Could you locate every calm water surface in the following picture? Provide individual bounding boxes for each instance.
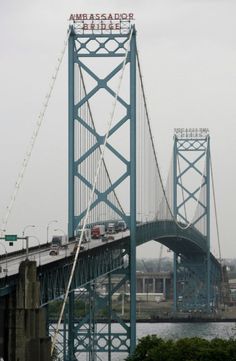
[123,322,235,361]
[54,322,236,360]
[137,322,236,340]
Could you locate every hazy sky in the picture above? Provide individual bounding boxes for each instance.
[0,0,236,259]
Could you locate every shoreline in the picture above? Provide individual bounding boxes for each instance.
[49,317,236,323]
[136,318,236,323]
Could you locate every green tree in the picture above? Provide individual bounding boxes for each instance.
[126,335,236,361]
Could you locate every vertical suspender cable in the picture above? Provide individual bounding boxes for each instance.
[78,67,124,219]
[177,155,188,221]
[136,52,209,230]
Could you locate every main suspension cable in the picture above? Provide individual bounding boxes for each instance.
[1,28,71,232]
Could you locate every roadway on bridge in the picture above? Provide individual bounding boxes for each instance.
[0,230,130,279]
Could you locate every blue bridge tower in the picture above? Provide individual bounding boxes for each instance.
[66,20,137,360]
[172,128,221,312]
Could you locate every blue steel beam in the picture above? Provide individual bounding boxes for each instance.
[173,132,212,312]
[40,221,219,304]
[129,26,137,354]
[71,35,132,235]
[68,27,75,238]
[65,271,130,355]
[68,24,138,359]
[0,221,221,301]
[0,220,221,300]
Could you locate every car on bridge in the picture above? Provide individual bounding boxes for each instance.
[76,228,91,243]
[107,222,116,234]
[101,235,108,242]
[70,243,85,256]
[116,220,127,232]
[49,244,60,256]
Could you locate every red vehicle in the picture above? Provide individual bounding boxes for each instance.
[91,225,105,239]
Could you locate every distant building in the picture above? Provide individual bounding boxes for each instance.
[102,271,173,301]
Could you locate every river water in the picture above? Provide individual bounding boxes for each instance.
[56,322,236,360]
[136,322,236,340]
[120,322,235,361]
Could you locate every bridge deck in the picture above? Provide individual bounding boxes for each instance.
[0,220,221,302]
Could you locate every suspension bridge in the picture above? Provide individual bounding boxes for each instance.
[0,17,223,361]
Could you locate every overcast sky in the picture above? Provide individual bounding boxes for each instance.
[0,0,236,259]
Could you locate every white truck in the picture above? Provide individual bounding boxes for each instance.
[49,235,68,255]
[107,222,116,234]
[51,235,68,248]
[76,228,91,243]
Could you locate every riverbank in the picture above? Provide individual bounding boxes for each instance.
[137,317,236,322]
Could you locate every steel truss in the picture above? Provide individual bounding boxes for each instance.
[48,267,131,361]
[45,243,127,360]
[40,243,125,305]
[175,254,220,312]
[67,24,137,359]
[173,132,221,312]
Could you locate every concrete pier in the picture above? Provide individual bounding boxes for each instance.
[4,260,51,361]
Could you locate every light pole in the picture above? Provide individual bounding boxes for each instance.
[22,225,35,250]
[0,242,8,276]
[54,228,66,236]
[47,220,58,244]
[28,235,41,265]
[0,229,5,237]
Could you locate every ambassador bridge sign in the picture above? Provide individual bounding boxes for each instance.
[69,13,134,33]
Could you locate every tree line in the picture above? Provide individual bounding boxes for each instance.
[126,335,236,361]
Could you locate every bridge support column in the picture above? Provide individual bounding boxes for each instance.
[0,296,7,359]
[142,278,145,293]
[7,260,51,361]
[173,254,177,312]
[68,291,74,360]
[130,26,137,355]
[163,278,166,299]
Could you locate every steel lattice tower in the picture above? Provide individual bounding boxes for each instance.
[173,128,219,312]
[67,22,137,360]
